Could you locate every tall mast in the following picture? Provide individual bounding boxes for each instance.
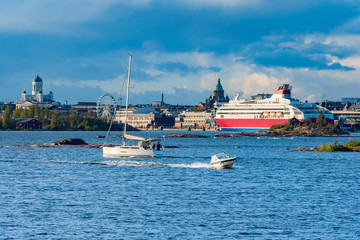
[123,54,132,145]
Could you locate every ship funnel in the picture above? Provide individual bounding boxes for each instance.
[273,84,292,99]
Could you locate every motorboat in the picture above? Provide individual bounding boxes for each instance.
[210,153,236,169]
[102,54,164,158]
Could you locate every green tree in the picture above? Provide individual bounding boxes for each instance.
[13,107,23,119]
[44,108,50,119]
[50,109,61,130]
[19,108,28,118]
[69,108,77,130]
[2,106,16,130]
[34,103,40,119]
[28,105,35,118]
[316,113,326,127]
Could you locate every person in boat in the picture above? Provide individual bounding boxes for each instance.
[138,141,148,149]
[152,143,156,150]
[156,142,161,150]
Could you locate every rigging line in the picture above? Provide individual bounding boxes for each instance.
[103,67,128,145]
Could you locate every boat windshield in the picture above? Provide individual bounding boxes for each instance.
[214,153,232,159]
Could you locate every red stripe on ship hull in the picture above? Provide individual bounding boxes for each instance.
[214,118,290,129]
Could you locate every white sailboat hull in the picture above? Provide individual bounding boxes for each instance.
[103,146,156,158]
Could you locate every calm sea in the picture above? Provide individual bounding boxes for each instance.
[1,131,359,239]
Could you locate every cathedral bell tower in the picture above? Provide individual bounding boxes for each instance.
[32,73,43,95]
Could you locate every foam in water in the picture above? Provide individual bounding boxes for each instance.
[95,160,214,169]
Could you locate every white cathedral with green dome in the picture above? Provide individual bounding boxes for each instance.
[16,74,60,109]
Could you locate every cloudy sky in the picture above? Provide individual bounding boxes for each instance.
[1,0,360,105]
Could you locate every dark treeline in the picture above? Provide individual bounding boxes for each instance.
[0,104,121,131]
[268,113,344,136]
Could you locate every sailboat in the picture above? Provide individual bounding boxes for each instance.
[102,54,164,158]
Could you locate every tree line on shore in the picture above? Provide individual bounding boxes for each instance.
[268,113,344,136]
[0,104,121,131]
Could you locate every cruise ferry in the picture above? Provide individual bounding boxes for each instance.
[214,84,334,131]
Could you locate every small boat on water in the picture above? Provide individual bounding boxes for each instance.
[102,54,164,158]
[210,153,236,169]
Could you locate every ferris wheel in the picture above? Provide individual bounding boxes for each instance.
[97,93,116,121]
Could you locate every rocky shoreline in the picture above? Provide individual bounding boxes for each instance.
[166,134,208,138]
[297,140,360,152]
[0,138,180,149]
[214,131,351,138]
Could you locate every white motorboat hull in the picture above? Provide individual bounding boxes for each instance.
[210,153,236,169]
[103,146,156,158]
[210,157,236,168]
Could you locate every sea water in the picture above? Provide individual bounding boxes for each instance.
[0,131,359,239]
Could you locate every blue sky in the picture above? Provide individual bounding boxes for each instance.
[1,0,360,104]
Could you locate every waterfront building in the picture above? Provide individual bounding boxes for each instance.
[330,102,360,131]
[175,110,213,129]
[115,107,175,128]
[115,107,155,128]
[15,118,42,130]
[16,74,60,109]
[332,110,360,131]
[347,103,360,112]
[71,102,97,115]
[320,101,345,111]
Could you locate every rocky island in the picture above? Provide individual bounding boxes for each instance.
[298,140,360,152]
[216,114,348,138]
[266,115,347,137]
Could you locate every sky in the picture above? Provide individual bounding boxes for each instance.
[1,0,360,105]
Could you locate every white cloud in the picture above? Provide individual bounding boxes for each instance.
[241,73,281,96]
[45,41,360,104]
[339,56,360,69]
[200,73,220,90]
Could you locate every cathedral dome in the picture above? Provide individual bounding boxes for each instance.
[33,74,43,83]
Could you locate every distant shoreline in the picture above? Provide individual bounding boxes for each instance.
[0,128,218,132]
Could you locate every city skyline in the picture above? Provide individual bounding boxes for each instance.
[1,0,360,105]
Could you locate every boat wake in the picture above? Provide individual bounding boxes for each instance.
[91,160,214,169]
[257,136,280,140]
[256,136,295,140]
[0,157,240,169]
